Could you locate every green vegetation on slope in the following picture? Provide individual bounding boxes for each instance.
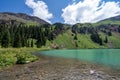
[76,34,106,48]
[109,33,120,48]
[53,30,76,49]
[49,30,106,49]
[97,32,120,48]
[0,48,40,70]
[93,20,120,27]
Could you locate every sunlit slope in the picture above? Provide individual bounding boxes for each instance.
[49,30,106,49]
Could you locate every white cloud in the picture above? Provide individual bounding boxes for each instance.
[72,0,76,2]
[25,0,53,23]
[62,0,120,24]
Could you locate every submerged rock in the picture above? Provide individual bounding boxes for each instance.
[90,70,95,74]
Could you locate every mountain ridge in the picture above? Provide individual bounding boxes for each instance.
[102,15,120,21]
[96,15,120,25]
[0,12,120,48]
[0,12,120,25]
[0,12,49,25]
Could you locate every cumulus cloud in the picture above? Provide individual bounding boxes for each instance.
[62,0,120,24]
[25,0,53,23]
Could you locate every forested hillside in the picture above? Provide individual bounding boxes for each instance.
[0,12,120,49]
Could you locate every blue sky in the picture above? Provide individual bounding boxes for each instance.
[0,0,120,24]
[0,0,73,23]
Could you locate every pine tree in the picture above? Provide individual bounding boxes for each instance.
[90,33,103,45]
[74,34,78,40]
[1,30,10,48]
[36,28,42,48]
[10,34,14,47]
[108,31,112,36]
[21,35,26,47]
[104,36,108,43]
[31,39,34,47]
[41,32,46,46]
[36,39,42,48]
[27,40,30,47]
[0,33,2,46]
[13,32,21,48]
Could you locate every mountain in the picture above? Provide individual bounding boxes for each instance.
[48,23,120,49]
[0,12,120,49]
[0,12,49,25]
[104,15,120,21]
[46,17,120,49]
[96,15,120,25]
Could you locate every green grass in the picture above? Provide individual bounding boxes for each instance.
[47,30,106,49]
[99,20,120,25]
[0,48,48,70]
[53,30,76,49]
[98,32,120,48]
[26,21,39,26]
[93,20,120,27]
[109,33,120,48]
[76,34,106,48]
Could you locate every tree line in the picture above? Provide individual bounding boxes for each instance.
[0,22,67,48]
[0,23,49,48]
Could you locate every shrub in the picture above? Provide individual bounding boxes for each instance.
[0,48,38,69]
[16,53,26,64]
[0,52,17,67]
[16,52,38,64]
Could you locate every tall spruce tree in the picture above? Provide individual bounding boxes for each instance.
[31,39,34,47]
[36,39,42,48]
[90,33,103,45]
[27,40,30,47]
[13,32,21,48]
[21,35,26,47]
[1,30,10,48]
[104,36,108,43]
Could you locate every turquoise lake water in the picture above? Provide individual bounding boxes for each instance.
[38,49,120,68]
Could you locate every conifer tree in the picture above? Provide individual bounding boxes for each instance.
[27,40,30,47]
[13,32,21,48]
[31,39,34,47]
[104,36,108,43]
[36,39,42,48]
[1,30,11,48]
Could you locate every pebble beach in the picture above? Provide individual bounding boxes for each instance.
[0,56,120,80]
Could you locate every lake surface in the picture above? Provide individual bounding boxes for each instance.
[37,49,120,68]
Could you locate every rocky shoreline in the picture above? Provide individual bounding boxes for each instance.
[0,56,120,80]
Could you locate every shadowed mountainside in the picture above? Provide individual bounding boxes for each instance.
[0,12,49,25]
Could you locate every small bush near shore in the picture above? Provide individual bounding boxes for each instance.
[16,52,38,64]
[0,48,39,70]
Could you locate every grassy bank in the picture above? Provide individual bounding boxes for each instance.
[0,48,48,70]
